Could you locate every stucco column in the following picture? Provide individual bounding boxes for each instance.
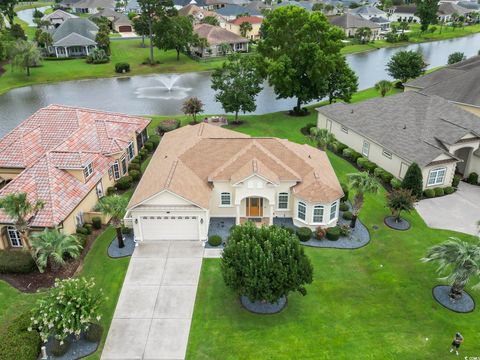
[54,46,58,58]
[269,204,274,226]
[85,46,89,55]
[235,204,240,225]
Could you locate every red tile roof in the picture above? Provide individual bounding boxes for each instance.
[228,16,263,25]
[0,105,150,228]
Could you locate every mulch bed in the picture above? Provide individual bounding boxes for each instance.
[240,296,287,314]
[42,332,99,360]
[384,216,411,231]
[0,226,106,293]
[432,285,475,313]
[107,234,135,258]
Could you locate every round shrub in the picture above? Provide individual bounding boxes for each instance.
[423,188,435,198]
[374,167,383,178]
[128,162,140,172]
[444,186,455,195]
[314,226,326,240]
[341,183,349,202]
[467,172,478,185]
[390,178,402,190]
[350,150,362,162]
[342,148,353,159]
[326,226,340,241]
[139,149,148,159]
[115,62,130,73]
[434,187,444,197]
[208,235,222,247]
[130,157,140,165]
[51,338,70,357]
[0,312,41,360]
[149,135,160,149]
[76,233,87,248]
[342,211,353,220]
[76,226,89,235]
[116,176,132,190]
[363,161,377,173]
[452,174,461,188]
[380,170,394,183]
[356,157,368,169]
[281,226,295,235]
[339,224,350,237]
[91,216,102,230]
[106,186,116,196]
[296,227,312,242]
[85,323,103,343]
[129,170,141,182]
[144,141,154,152]
[339,202,349,212]
[157,119,181,134]
[0,250,35,274]
[84,223,93,234]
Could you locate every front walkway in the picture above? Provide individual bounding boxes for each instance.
[101,241,203,360]
[415,182,480,236]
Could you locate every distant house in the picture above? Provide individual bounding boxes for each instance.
[90,8,133,32]
[192,23,248,57]
[348,5,387,19]
[388,5,419,22]
[125,0,141,13]
[224,16,262,40]
[42,9,78,28]
[215,4,262,20]
[206,0,250,10]
[273,1,315,11]
[437,2,471,21]
[174,0,208,8]
[329,13,381,39]
[48,18,98,58]
[370,16,390,32]
[61,0,115,14]
[178,3,226,25]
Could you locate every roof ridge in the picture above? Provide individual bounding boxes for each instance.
[259,139,303,180]
[208,141,257,180]
[165,160,179,188]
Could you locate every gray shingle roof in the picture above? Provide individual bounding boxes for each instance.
[90,8,131,26]
[215,4,261,16]
[438,2,470,15]
[70,0,114,9]
[317,91,480,166]
[405,55,480,107]
[329,13,380,29]
[52,18,98,46]
[349,5,386,16]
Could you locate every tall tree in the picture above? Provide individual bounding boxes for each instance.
[355,27,372,44]
[386,50,426,84]
[346,172,380,228]
[374,80,392,97]
[211,54,263,123]
[95,30,110,54]
[415,0,438,32]
[0,0,17,27]
[401,162,423,199]
[422,237,480,300]
[257,6,346,114]
[97,195,128,248]
[182,96,204,123]
[154,15,200,61]
[201,15,219,26]
[386,188,415,222]
[326,56,358,104]
[10,40,42,76]
[239,21,253,37]
[0,193,44,249]
[132,15,149,47]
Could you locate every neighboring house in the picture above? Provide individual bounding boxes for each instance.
[206,0,250,10]
[349,5,387,19]
[329,13,381,39]
[273,0,315,11]
[437,2,471,21]
[388,5,419,22]
[42,9,78,28]
[215,4,262,20]
[0,105,150,250]
[48,18,98,58]
[178,3,226,25]
[224,16,262,40]
[125,123,343,242]
[317,91,480,189]
[370,16,390,32]
[174,0,208,9]
[192,23,249,57]
[90,8,133,32]
[404,55,480,117]
[61,0,115,14]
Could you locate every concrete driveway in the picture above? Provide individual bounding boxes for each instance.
[101,241,203,360]
[415,182,480,236]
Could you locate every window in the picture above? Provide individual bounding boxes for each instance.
[220,192,231,206]
[75,212,84,227]
[427,168,446,186]
[96,182,104,198]
[108,167,113,180]
[121,156,127,175]
[127,141,134,161]
[83,162,93,179]
[382,150,392,159]
[313,205,324,223]
[330,201,338,221]
[112,161,120,180]
[7,227,22,248]
[341,126,349,134]
[297,201,306,221]
[278,192,289,209]
[362,141,370,157]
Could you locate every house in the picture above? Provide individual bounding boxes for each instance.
[215,4,262,20]
[42,9,78,28]
[437,2,471,21]
[316,91,480,188]
[174,0,208,9]
[125,123,343,242]
[192,23,249,57]
[273,1,315,11]
[48,18,98,58]
[388,5,419,22]
[348,5,387,20]
[369,16,390,32]
[224,16,262,40]
[329,13,381,39]
[404,55,480,117]
[178,3,226,25]
[62,0,115,14]
[0,105,150,250]
[90,8,133,32]
[206,0,250,10]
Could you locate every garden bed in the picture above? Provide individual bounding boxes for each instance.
[384,216,410,231]
[41,333,99,360]
[240,296,287,314]
[432,285,475,313]
[107,233,135,258]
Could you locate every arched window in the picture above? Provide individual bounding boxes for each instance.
[7,226,22,248]
[220,192,231,206]
[297,201,306,221]
[313,205,324,223]
[278,192,289,209]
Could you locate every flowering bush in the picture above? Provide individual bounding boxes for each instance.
[29,278,104,343]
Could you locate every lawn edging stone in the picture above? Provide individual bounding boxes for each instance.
[432,285,475,313]
[384,216,411,231]
[240,296,287,314]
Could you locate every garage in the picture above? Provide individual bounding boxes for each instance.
[140,215,199,241]
[118,25,132,32]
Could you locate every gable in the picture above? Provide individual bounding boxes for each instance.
[139,190,199,207]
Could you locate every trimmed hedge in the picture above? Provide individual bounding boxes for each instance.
[444,186,455,195]
[144,141,154,152]
[339,202,349,212]
[149,135,160,149]
[390,178,402,190]
[467,172,478,185]
[342,211,353,220]
[326,226,340,241]
[85,323,103,342]
[0,250,35,274]
[157,119,180,134]
[129,170,141,182]
[115,62,130,73]
[452,174,461,188]
[0,311,41,360]
[423,189,435,198]
[357,157,368,169]
[208,235,222,247]
[92,216,102,230]
[434,187,444,197]
[128,163,140,172]
[296,227,312,242]
[116,176,132,190]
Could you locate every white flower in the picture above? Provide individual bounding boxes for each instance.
[27,327,32,332]
[60,341,64,345]
[96,315,101,321]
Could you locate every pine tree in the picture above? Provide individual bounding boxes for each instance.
[401,162,423,198]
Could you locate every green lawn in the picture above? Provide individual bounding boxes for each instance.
[185,108,480,359]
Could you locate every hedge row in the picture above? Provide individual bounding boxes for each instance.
[423,186,455,198]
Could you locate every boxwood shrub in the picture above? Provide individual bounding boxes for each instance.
[434,187,444,197]
[157,119,180,134]
[467,172,478,185]
[0,250,35,274]
[116,176,132,190]
[342,211,353,220]
[380,170,394,183]
[0,312,41,360]
[149,135,160,149]
[452,174,461,188]
[84,223,93,234]
[91,216,102,230]
[444,186,455,195]
[129,170,141,182]
[208,235,222,247]
[326,226,340,241]
[356,157,368,169]
[128,162,140,172]
[115,62,130,73]
[390,178,402,190]
[423,188,435,198]
[296,227,312,242]
[339,202,349,212]
[363,160,377,173]
[144,141,154,152]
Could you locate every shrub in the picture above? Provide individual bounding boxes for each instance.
[423,188,435,198]
[208,235,222,246]
[467,172,478,185]
[380,170,394,184]
[452,174,461,188]
[343,148,362,162]
[116,176,132,190]
[84,223,93,234]
[86,49,109,64]
[51,339,70,356]
[221,223,313,303]
[76,233,87,248]
[314,227,326,240]
[444,186,455,195]
[92,216,102,229]
[130,157,140,165]
[339,202,349,212]
[149,135,160,149]
[296,227,312,242]
[350,150,362,162]
[342,211,353,220]
[139,149,148,159]
[76,226,89,235]
[331,141,348,154]
[401,162,423,198]
[85,323,103,343]
[144,141,154,152]
[326,226,340,241]
[386,188,415,221]
[121,225,132,235]
[0,312,41,360]
[115,62,130,73]
[341,182,349,202]
[281,226,295,235]
[342,148,353,159]
[339,224,350,237]
[357,157,368,169]
[363,161,377,173]
[300,123,316,136]
[0,250,35,274]
[374,167,383,178]
[157,119,180,134]
[128,162,140,172]
[434,187,444,197]
[391,178,402,190]
[106,186,116,196]
[129,170,141,182]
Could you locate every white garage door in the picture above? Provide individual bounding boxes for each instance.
[140,215,199,241]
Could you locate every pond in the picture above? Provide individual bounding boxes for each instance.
[1,32,480,137]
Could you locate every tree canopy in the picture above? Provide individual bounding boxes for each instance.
[154,15,201,60]
[401,162,423,198]
[326,56,358,104]
[448,52,466,64]
[386,50,426,84]
[201,15,220,26]
[415,0,438,32]
[0,0,17,25]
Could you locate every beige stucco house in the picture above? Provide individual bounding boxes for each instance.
[223,16,262,40]
[0,105,150,249]
[317,91,480,189]
[125,123,343,242]
[192,23,249,57]
[329,13,381,40]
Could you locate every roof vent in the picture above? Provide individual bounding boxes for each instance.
[308,155,311,159]
[164,155,168,159]
[403,124,407,130]
[351,109,354,114]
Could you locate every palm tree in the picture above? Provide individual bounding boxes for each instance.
[398,21,409,34]
[30,228,83,273]
[10,40,42,76]
[374,80,392,97]
[309,128,335,150]
[355,27,372,44]
[239,21,253,38]
[422,237,480,300]
[97,195,129,248]
[0,193,44,249]
[347,172,380,228]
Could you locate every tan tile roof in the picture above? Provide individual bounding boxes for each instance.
[229,16,263,25]
[193,23,248,45]
[128,123,343,209]
[0,105,150,227]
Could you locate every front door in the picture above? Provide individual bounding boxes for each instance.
[246,198,263,217]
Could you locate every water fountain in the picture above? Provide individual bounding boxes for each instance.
[134,74,192,100]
